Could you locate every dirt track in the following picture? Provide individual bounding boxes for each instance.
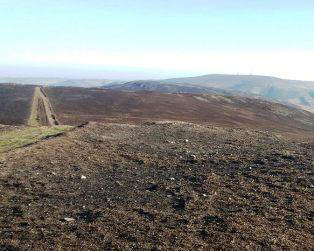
[28,87,59,126]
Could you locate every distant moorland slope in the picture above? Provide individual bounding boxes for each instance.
[2,83,314,137]
[164,74,314,111]
[3,74,314,112]
[0,84,35,125]
[45,86,314,136]
[105,75,314,112]
[104,80,233,95]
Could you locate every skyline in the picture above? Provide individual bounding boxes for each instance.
[1,0,314,80]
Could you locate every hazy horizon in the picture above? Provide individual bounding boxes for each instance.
[2,70,314,83]
[1,0,314,81]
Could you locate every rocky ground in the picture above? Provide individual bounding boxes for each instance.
[0,121,314,250]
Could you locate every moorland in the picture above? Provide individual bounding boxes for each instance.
[0,83,313,250]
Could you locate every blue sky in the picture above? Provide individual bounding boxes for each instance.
[1,0,314,80]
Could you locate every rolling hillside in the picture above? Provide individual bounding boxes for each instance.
[44,87,314,137]
[4,75,314,112]
[105,80,233,95]
[104,75,314,112]
[163,74,314,112]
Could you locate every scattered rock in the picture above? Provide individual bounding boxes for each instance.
[115,181,123,186]
[1,118,314,249]
[199,229,209,239]
[146,183,158,192]
[77,210,102,223]
[254,159,266,165]
[119,232,137,242]
[203,215,228,231]
[18,222,29,227]
[172,197,186,210]
[186,175,201,183]
[11,207,23,217]
[63,217,75,222]
[188,154,197,163]
[77,122,89,128]
[134,208,155,220]
[279,151,296,160]
[72,165,80,171]
[137,159,145,165]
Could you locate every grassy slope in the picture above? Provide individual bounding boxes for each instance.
[27,87,40,127]
[0,126,72,153]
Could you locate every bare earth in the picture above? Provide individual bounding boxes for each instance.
[0,121,313,250]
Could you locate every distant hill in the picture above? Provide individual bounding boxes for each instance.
[104,80,233,96]
[103,74,314,112]
[3,75,314,112]
[0,78,124,88]
[162,74,314,112]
